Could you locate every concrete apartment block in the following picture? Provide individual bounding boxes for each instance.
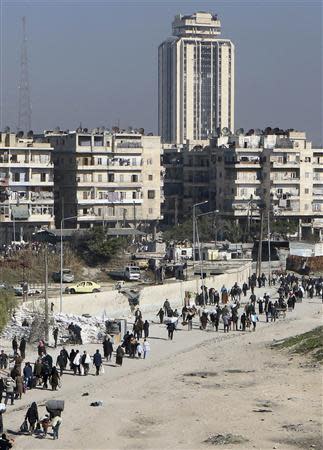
[46,128,163,232]
[0,131,55,244]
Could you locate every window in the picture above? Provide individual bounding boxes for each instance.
[98,174,102,182]
[83,208,88,215]
[14,173,20,182]
[97,158,102,165]
[83,192,88,199]
[97,208,102,216]
[132,192,137,199]
[108,174,114,182]
[131,174,138,183]
[119,174,124,182]
[41,173,46,182]
[148,174,153,181]
[305,157,311,162]
[305,188,309,194]
[148,190,155,199]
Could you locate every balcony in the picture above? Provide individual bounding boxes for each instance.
[235,179,261,184]
[271,178,300,184]
[271,161,300,168]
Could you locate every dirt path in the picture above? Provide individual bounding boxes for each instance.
[3,291,322,450]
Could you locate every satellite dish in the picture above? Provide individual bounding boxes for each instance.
[4,126,10,133]
[27,130,34,138]
[83,128,88,133]
[255,129,262,136]
[221,127,230,136]
[54,126,60,133]
[236,128,244,136]
[16,131,24,138]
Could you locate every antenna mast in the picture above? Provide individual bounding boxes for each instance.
[18,16,32,132]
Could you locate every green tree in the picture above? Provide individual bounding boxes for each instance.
[0,289,17,332]
[74,228,128,266]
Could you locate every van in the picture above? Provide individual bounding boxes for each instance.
[125,266,141,281]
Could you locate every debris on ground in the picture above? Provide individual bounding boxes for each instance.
[203,433,248,445]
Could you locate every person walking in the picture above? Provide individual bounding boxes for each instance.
[53,328,59,348]
[251,313,259,331]
[115,345,125,366]
[49,367,60,391]
[80,351,91,375]
[103,338,113,362]
[143,320,149,338]
[25,402,39,434]
[73,350,81,375]
[157,308,164,324]
[93,350,102,376]
[51,415,62,440]
[41,361,50,389]
[56,352,66,377]
[19,338,26,360]
[0,351,8,370]
[187,312,194,331]
[15,375,24,400]
[4,377,15,406]
[167,322,175,340]
[143,339,150,359]
[12,337,18,355]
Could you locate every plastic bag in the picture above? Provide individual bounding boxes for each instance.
[20,420,29,433]
[100,365,105,375]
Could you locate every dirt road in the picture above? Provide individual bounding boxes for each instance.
[3,290,322,450]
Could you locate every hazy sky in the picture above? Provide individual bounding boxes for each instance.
[0,0,322,144]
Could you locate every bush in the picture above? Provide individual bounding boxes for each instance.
[0,289,17,332]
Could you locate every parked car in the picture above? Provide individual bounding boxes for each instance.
[65,281,101,294]
[52,269,75,283]
[14,285,42,297]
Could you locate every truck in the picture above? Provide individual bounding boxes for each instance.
[108,265,141,281]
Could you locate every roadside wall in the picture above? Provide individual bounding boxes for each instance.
[26,261,252,318]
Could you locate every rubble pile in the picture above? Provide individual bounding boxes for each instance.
[1,306,112,345]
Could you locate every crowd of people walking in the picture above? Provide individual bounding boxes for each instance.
[0,271,321,447]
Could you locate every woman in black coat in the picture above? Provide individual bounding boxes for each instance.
[25,402,39,434]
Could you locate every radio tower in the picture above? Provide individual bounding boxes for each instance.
[18,16,32,132]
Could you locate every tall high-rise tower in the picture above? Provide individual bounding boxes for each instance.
[18,16,32,132]
[158,12,235,144]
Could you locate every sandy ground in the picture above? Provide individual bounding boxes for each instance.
[1,286,322,450]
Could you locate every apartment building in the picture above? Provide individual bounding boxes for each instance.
[215,129,323,239]
[0,130,54,244]
[159,11,235,143]
[163,128,323,239]
[46,128,163,231]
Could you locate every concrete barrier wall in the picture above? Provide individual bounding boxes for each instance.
[26,261,252,318]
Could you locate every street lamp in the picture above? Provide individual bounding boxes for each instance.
[60,215,78,313]
[192,201,208,266]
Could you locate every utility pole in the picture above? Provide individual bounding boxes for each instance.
[256,210,264,277]
[268,210,271,286]
[18,16,32,132]
[44,244,49,343]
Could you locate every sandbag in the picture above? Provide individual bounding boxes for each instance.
[46,400,64,412]
[0,403,6,412]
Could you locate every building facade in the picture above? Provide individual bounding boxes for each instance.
[163,129,323,240]
[0,131,54,244]
[46,129,163,232]
[158,11,235,144]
